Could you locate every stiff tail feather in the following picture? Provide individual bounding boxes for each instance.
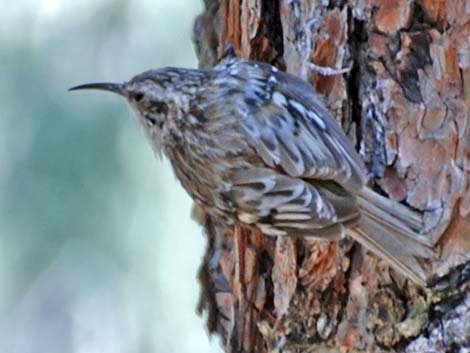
[348,188,436,286]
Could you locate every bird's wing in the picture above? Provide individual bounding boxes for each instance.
[208,60,434,285]
[200,60,365,234]
[235,61,367,192]
[228,167,359,237]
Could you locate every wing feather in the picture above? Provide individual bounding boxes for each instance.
[236,62,367,191]
[228,167,359,236]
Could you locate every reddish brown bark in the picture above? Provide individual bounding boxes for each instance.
[194,1,470,352]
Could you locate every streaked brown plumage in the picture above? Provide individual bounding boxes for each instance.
[70,56,436,286]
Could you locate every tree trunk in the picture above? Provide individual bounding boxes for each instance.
[193,1,470,352]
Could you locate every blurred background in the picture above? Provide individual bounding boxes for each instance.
[0,1,222,352]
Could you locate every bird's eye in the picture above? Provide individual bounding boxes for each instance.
[153,101,169,115]
[144,114,157,127]
[134,93,144,102]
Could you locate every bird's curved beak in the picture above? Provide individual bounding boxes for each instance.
[69,82,125,96]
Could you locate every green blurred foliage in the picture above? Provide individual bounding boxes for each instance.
[0,1,221,352]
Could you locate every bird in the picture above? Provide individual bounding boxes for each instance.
[70,55,436,286]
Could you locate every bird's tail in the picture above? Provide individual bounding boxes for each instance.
[348,187,436,286]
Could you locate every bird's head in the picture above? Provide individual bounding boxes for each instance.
[70,68,208,152]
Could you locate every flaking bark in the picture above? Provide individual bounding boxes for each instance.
[193,1,470,352]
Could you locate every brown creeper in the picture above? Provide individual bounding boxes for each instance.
[70,56,435,286]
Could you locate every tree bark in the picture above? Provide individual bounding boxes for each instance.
[193,1,470,352]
